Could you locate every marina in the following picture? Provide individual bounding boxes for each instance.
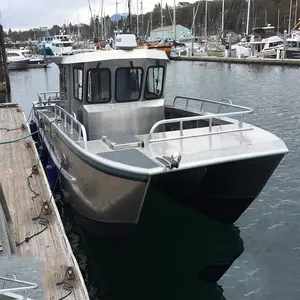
[0,49,299,300]
[0,103,89,299]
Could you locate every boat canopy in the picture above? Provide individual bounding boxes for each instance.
[58,48,169,65]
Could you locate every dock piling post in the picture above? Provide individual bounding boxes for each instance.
[0,25,11,94]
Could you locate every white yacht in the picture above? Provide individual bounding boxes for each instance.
[6,50,30,70]
[37,34,74,56]
[249,25,283,58]
[285,30,300,59]
[31,34,288,236]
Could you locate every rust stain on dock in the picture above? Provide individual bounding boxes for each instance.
[0,103,89,299]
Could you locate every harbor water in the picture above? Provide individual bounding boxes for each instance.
[1,61,299,300]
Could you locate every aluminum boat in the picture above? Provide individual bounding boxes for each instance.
[32,34,288,236]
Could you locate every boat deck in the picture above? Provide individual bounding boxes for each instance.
[0,103,89,299]
[35,102,288,175]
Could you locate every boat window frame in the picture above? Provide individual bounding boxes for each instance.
[73,66,84,102]
[86,67,112,104]
[144,65,166,100]
[115,66,144,103]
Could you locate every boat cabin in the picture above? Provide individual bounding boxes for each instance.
[251,25,276,40]
[57,35,169,140]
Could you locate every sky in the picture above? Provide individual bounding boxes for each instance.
[0,0,193,31]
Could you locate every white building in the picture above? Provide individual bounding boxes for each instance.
[150,25,191,41]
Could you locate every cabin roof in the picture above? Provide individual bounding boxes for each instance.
[60,49,169,65]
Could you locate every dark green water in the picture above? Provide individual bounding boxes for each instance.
[2,61,298,300]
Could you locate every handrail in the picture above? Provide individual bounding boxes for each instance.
[37,91,60,106]
[54,105,88,150]
[0,275,38,294]
[172,96,252,114]
[149,110,253,143]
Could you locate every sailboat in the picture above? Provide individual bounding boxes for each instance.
[204,0,226,57]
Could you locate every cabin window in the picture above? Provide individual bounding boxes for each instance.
[115,67,143,102]
[87,68,111,103]
[73,68,83,101]
[144,66,165,100]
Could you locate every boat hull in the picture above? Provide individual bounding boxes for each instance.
[205,50,225,57]
[38,122,284,235]
[286,50,300,59]
[153,153,284,224]
[36,122,149,237]
[36,47,54,56]
[7,59,30,70]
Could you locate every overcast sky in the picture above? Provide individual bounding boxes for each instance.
[1,0,193,31]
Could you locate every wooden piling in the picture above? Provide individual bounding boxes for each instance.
[0,25,11,94]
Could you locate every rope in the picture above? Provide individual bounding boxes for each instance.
[0,130,39,145]
[15,218,49,247]
[0,106,34,132]
[27,172,40,201]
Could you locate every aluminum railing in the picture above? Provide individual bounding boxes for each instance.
[149,96,254,143]
[0,274,38,299]
[54,105,88,150]
[37,91,60,106]
[172,96,252,114]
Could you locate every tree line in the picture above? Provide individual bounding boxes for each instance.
[4,0,298,42]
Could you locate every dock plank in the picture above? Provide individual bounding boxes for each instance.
[0,103,89,300]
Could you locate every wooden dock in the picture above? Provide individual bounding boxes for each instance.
[0,103,89,299]
[170,55,300,66]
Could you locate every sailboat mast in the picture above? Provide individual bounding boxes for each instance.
[137,0,139,35]
[295,0,298,28]
[246,0,251,35]
[128,0,132,33]
[173,0,176,40]
[150,12,153,35]
[161,0,164,39]
[277,9,280,35]
[221,0,224,38]
[141,0,143,37]
[116,1,119,32]
[288,0,293,36]
[204,0,207,39]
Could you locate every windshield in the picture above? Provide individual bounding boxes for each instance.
[115,67,143,102]
[144,66,165,100]
[87,68,111,103]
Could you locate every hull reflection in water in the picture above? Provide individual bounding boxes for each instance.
[59,186,244,300]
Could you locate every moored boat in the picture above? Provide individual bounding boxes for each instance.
[32,34,288,236]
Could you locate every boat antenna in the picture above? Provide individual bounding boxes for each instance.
[128,0,132,33]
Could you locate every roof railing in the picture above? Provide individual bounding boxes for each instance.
[37,91,60,106]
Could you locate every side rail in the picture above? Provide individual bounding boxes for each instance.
[0,274,38,295]
[37,91,60,106]
[172,96,252,114]
[149,110,253,143]
[54,105,88,150]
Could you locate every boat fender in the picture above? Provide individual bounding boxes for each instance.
[46,163,58,193]
[29,120,39,143]
[38,145,49,169]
